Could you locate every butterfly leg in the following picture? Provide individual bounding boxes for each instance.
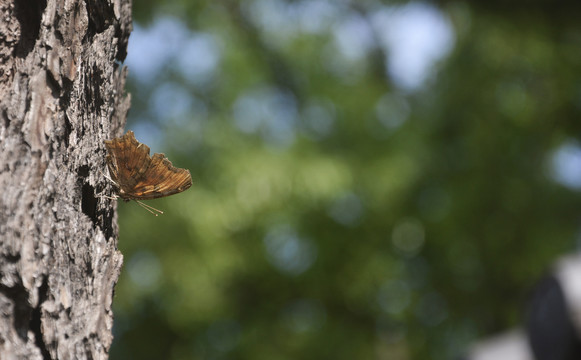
[99,168,120,187]
[98,194,119,200]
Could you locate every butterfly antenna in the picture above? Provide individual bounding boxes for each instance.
[135,200,164,216]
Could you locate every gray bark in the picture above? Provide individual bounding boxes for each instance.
[0,0,131,359]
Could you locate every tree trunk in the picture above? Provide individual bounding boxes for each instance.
[0,0,131,359]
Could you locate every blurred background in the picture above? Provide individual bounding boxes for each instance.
[109,1,581,359]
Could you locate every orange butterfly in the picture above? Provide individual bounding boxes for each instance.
[104,131,192,215]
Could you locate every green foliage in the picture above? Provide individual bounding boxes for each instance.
[111,1,581,359]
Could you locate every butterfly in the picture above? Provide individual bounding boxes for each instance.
[104,131,192,215]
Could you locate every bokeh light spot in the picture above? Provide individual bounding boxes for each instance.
[392,218,425,257]
[127,251,162,291]
[377,279,411,315]
[551,140,581,190]
[328,192,364,227]
[264,225,317,276]
[280,299,326,333]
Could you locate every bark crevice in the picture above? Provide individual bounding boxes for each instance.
[13,0,47,57]
[30,276,51,360]
[0,282,31,341]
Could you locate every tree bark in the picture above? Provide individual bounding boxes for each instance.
[0,0,131,359]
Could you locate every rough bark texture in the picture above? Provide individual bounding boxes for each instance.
[0,0,131,359]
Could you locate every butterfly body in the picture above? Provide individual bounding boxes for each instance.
[104,131,192,201]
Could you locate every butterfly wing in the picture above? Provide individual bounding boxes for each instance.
[129,153,192,200]
[105,131,192,200]
[105,131,151,194]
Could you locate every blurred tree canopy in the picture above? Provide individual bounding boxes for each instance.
[110,1,581,359]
